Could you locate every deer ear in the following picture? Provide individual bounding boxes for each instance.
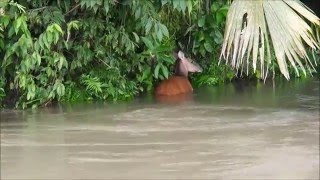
[177,51,185,59]
[178,51,202,72]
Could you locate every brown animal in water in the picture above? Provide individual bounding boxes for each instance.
[155,51,202,99]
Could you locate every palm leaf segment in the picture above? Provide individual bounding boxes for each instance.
[220,0,320,80]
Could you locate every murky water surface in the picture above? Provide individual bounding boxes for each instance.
[1,78,319,179]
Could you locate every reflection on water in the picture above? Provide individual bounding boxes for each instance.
[1,78,319,179]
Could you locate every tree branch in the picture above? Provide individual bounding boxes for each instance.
[27,6,49,12]
[64,3,81,16]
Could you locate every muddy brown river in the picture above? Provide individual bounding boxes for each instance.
[1,78,319,179]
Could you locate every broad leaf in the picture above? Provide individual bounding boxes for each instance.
[220,0,320,80]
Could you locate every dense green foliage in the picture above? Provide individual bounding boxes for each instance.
[0,0,318,109]
[0,0,235,108]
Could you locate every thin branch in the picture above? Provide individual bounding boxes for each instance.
[27,6,49,12]
[64,3,81,16]
[98,58,112,69]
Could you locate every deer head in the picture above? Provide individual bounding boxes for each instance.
[175,51,202,77]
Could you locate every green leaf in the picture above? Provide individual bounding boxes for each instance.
[216,7,228,25]
[16,16,23,30]
[8,26,15,38]
[58,57,63,70]
[53,24,63,34]
[141,37,154,50]
[26,84,35,100]
[32,52,41,66]
[159,23,169,37]
[173,0,179,9]
[38,35,45,49]
[179,0,187,12]
[161,64,169,79]
[161,0,169,6]
[134,7,141,19]
[186,1,193,14]
[219,6,229,16]
[211,2,219,12]
[132,32,140,42]
[52,10,65,23]
[154,63,160,79]
[47,32,53,44]
[54,32,60,44]
[1,15,10,28]
[214,30,223,44]
[34,41,40,52]
[46,67,53,77]
[145,19,152,34]
[55,55,67,70]
[155,23,163,41]
[67,20,80,31]
[56,82,65,97]
[42,33,50,49]
[104,1,110,14]
[204,42,213,53]
[160,55,174,63]
[14,17,22,34]
[141,66,151,80]
[198,16,205,27]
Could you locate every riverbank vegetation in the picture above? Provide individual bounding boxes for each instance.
[0,0,319,109]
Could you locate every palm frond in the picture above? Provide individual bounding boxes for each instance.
[220,0,320,80]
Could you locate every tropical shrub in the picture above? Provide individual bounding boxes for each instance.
[0,0,233,109]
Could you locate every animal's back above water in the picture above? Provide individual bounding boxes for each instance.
[155,76,193,96]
